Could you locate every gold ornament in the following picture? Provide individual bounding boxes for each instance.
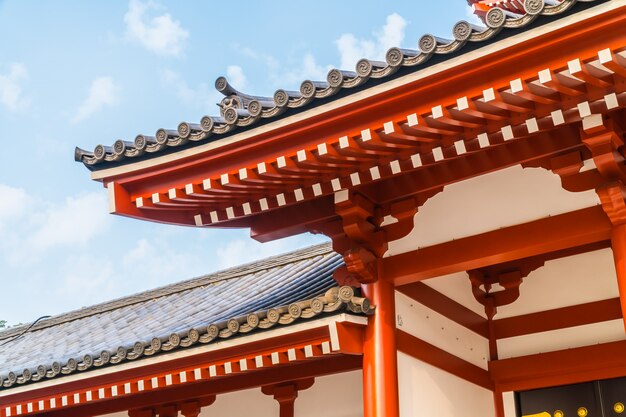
[615,402,625,414]
[577,407,587,417]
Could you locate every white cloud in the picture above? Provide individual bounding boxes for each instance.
[226,65,247,90]
[0,184,31,230]
[465,6,484,25]
[120,236,207,289]
[28,192,111,251]
[56,254,116,302]
[71,76,120,124]
[280,53,332,86]
[159,69,221,111]
[0,187,112,268]
[215,235,327,270]
[336,13,407,69]
[124,0,189,56]
[0,63,30,111]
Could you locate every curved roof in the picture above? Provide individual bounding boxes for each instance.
[74,0,603,170]
[0,243,369,390]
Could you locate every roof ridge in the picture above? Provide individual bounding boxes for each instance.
[75,0,605,169]
[0,241,334,341]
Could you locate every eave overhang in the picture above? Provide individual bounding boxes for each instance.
[80,1,626,240]
[0,314,367,417]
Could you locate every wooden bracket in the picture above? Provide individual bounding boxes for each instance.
[548,150,604,193]
[129,409,155,417]
[598,182,626,226]
[335,191,386,257]
[468,257,543,318]
[343,245,379,284]
[576,115,626,227]
[582,116,626,183]
[469,261,540,361]
[261,378,315,417]
[310,190,428,284]
[524,118,625,195]
[128,396,216,417]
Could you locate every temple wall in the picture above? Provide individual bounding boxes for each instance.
[396,290,489,369]
[398,352,495,417]
[503,392,517,417]
[495,247,624,358]
[387,165,599,257]
[102,370,363,417]
[495,248,618,319]
[395,290,494,416]
[414,248,623,359]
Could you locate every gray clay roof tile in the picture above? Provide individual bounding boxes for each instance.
[0,243,369,390]
[74,0,605,170]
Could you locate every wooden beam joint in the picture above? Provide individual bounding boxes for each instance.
[468,260,541,318]
[261,378,314,417]
[311,190,430,284]
[128,396,216,417]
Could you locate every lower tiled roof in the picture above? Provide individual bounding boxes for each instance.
[0,243,368,390]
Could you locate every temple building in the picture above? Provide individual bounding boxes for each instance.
[1,0,626,416]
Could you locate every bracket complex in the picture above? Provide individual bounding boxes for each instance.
[311,189,440,284]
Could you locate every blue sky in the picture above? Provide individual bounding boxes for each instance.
[0,0,478,324]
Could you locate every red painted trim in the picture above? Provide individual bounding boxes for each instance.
[35,355,361,417]
[100,6,626,231]
[396,282,488,338]
[333,322,366,355]
[0,326,330,405]
[382,206,612,285]
[108,5,626,189]
[489,340,626,392]
[493,298,622,339]
[493,389,505,417]
[396,329,493,390]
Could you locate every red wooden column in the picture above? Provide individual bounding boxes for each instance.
[583,116,626,332]
[361,276,399,417]
[611,222,626,330]
[313,191,420,417]
[600,189,626,332]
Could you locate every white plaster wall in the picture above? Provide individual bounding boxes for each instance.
[413,248,618,324]
[398,352,495,417]
[503,392,517,417]
[387,165,599,257]
[497,319,626,359]
[496,248,619,319]
[296,370,363,417]
[202,370,363,417]
[396,291,490,369]
[422,271,488,318]
[103,370,363,417]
